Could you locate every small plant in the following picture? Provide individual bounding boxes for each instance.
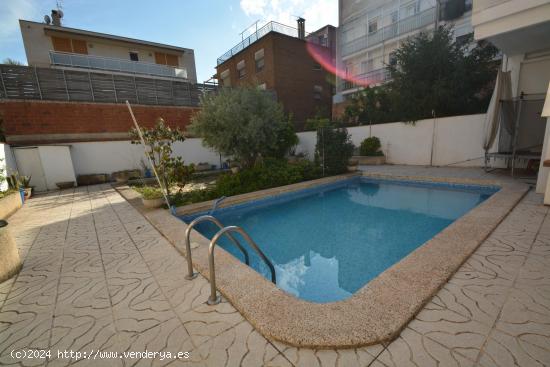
[136,186,164,200]
[19,175,32,188]
[360,137,383,156]
[7,173,20,189]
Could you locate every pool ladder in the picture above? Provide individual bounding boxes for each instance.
[184,215,276,305]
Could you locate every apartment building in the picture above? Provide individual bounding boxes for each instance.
[216,20,335,129]
[334,0,474,109]
[19,12,197,83]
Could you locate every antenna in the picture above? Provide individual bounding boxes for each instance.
[44,15,51,24]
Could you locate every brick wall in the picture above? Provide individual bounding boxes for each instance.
[0,100,199,144]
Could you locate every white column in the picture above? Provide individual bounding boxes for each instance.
[537,82,550,198]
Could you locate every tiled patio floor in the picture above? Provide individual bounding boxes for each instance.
[0,169,549,366]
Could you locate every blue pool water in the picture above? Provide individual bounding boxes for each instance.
[181,177,497,303]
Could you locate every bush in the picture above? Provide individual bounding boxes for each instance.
[189,87,298,168]
[315,127,354,175]
[135,186,164,200]
[359,136,383,156]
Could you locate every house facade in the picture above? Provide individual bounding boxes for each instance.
[215,20,335,129]
[19,16,197,83]
[334,0,474,113]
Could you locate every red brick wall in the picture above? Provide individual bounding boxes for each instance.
[0,100,199,144]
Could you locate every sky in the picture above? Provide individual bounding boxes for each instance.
[0,0,338,82]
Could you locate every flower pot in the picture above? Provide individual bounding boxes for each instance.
[24,187,32,200]
[18,188,25,204]
[142,197,164,208]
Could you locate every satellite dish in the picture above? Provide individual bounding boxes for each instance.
[44,15,51,24]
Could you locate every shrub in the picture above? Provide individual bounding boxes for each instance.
[359,137,383,156]
[189,87,298,168]
[135,186,164,200]
[315,127,354,175]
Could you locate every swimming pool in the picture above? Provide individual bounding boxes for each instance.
[181,177,498,303]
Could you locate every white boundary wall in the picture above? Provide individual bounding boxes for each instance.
[297,114,491,167]
[69,139,222,176]
[0,143,17,191]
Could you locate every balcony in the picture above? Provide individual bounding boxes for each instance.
[341,68,391,92]
[341,7,436,58]
[49,51,188,79]
[217,21,303,65]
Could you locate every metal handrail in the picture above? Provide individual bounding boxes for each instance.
[184,215,250,280]
[207,226,276,305]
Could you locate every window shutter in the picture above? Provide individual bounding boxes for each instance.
[71,39,88,54]
[154,52,167,65]
[51,36,72,52]
[166,54,178,67]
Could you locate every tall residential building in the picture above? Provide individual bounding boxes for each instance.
[216,20,336,129]
[334,0,474,112]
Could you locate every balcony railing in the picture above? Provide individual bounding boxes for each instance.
[341,68,391,91]
[49,51,188,79]
[341,6,436,57]
[217,21,303,65]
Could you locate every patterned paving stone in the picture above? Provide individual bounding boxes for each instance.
[0,177,549,367]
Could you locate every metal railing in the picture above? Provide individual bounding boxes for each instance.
[50,51,188,79]
[342,67,392,91]
[341,6,436,57]
[184,215,250,280]
[207,226,276,305]
[217,21,303,65]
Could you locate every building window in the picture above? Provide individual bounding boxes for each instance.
[154,52,179,67]
[389,52,397,66]
[220,69,231,87]
[255,49,265,72]
[129,52,139,61]
[313,63,321,71]
[51,36,88,54]
[313,85,323,100]
[390,10,398,24]
[237,60,246,78]
[401,2,416,18]
[368,20,378,34]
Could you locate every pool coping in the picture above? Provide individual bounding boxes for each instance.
[117,172,529,349]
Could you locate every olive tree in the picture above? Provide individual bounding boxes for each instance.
[189,87,298,168]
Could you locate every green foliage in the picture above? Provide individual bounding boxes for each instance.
[0,159,5,189]
[360,136,383,156]
[130,118,193,198]
[315,127,354,175]
[345,27,498,124]
[387,27,498,122]
[304,116,332,131]
[2,58,24,66]
[135,186,164,200]
[171,159,322,206]
[344,86,396,124]
[189,87,298,168]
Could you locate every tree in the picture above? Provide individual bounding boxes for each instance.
[315,126,354,175]
[2,58,24,66]
[189,87,298,168]
[129,118,193,198]
[344,85,396,124]
[387,27,498,122]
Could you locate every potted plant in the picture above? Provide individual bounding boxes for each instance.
[20,176,32,199]
[7,173,24,204]
[353,136,386,165]
[138,186,165,208]
[140,159,152,178]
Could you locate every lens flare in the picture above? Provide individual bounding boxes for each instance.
[305,41,377,88]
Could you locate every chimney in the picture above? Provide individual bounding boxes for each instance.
[51,9,63,26]
[297,17,305,40]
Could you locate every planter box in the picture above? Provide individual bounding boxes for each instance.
[0,192,23,220]
[142,197,164,208]
[112,169,141,183]
[351,155,386,165]
[0,222,21,282]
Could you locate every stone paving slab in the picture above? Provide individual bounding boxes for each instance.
[0,170,548,366]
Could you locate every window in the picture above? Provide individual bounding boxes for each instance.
[313,63,321,71]
[220,69,231,87]
[361,59,374,73]
[368,20,378,34]
[237,60,246,78]
[254,49,265,72]
[401,2,416,18]
[390,11,398,24]
[129,51,139,61]
[154,52,179,67]
[51,36,88,54]
[313,85,323,100]
[389,52,397,66]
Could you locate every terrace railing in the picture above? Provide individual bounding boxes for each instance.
[342,67,392,91]
[0,64,214,107]
[341,6,436,57]
[217,21,302,65]
[50,51,188,79]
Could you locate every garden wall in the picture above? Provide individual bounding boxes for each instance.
[0,143,17,191]
[296,114,492,167]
